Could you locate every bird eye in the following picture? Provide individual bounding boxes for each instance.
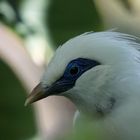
[69,65,79,76]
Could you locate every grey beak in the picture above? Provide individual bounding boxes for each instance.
[25,83,46,106]
[25,78,74,106]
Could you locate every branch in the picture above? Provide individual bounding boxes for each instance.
[0,24,75,140]
[93,0,140,36]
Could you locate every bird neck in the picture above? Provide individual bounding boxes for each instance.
[66,92,116,119]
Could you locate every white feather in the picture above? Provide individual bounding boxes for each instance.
[41,31,140,140]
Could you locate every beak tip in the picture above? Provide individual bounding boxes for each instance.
[24,95,34,106]
[24,99,31,107]
[24,83,47,107]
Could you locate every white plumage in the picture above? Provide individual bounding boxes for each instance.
[26,31,140,140]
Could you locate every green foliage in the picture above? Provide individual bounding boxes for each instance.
[59,122,103,140]
[0,60,36,140]
[48,0,103,46]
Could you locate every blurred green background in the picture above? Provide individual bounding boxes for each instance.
[0,0,136,139]
[0,60,36,140]
[0,0,102,139]
[48,0,102,45]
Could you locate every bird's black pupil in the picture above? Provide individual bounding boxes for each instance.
[70,66,79,75]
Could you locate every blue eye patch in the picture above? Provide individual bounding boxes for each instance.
[63,58,100,80]
[45,58,100,94]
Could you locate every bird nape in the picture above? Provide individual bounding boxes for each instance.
[25,31,140,140]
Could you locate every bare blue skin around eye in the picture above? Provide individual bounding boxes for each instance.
[45,58,100,95]
[64,58,100,79]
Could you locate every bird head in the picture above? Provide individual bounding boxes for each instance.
[25,31,140,116]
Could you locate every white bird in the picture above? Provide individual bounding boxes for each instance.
[26,31,140,140]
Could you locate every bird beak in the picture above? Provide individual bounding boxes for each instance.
[25,79,74,106]
[25,83,46,106]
